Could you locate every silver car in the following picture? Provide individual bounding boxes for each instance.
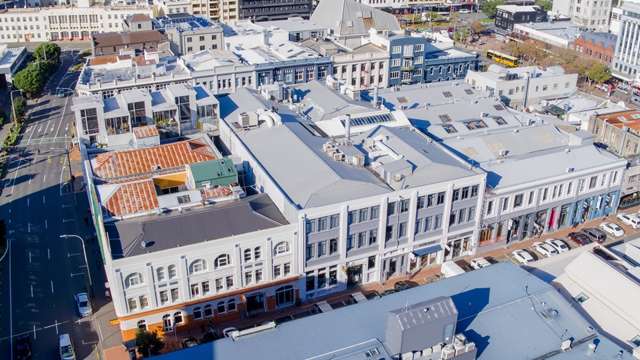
[74,292,92,318]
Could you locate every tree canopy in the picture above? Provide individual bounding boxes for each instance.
[13,63,46,98]
[536,0,553,11]
[33,43,61,64]
[586,62,612,84]
[480,0,505,18]
[135,329,164,358]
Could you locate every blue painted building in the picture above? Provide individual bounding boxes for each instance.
[382,34,479,86]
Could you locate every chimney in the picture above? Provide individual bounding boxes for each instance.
[345,114,351,141]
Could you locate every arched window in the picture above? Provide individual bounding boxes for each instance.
[254,246,261,260]
[156,267,165,282]
[214,254,230,268]
[243,248,252,262]
[137,320,147,330]
[193,307,202,320]
[203,304,213,317]
[274,242,289,256]
[124,273,143,288]
[167,265,177,279]
[189,259,207,274]
[173,311,183,325]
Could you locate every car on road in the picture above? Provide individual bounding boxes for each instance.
[381,289,398,296]
[512,249,535,264]
[59,334,76,360]
[599,222,625,237]
[74,292,92,318]
[568,232,592,246]
[617,213,640,229]
[470,257,492,270]
[14,335,32,360]
[181,337,198,348]
[583,228,607,243]
[545,239,569,253]
[532,242,558,257]
[459,9,471,14]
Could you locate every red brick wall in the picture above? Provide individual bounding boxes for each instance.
[573,37,615,63]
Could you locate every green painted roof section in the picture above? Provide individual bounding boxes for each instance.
[189,158,238,186]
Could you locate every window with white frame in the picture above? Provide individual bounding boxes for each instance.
[127,297,137,312]
[168,265,177,279]
[392,45,401,54]
[254,246,261,261]
[159,290,169,305]
[124,273,143,288]
[274,241,289,256]
[243,248,252,262]
[156,267,165,282]
[214,254,231,268]
[189,259,207,274]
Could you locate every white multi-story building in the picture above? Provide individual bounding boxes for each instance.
[613,1,640,84]
[552,0,613,31]
[71,83,219,147]
[0,4,152,43]
[465,65,578,110]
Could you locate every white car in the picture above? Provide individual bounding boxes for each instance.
[470,257,491,270]
[599,222,625,237]
[545,239,569,253]
[74,292,92,318]
[59,334,76,360]
[617,213,640,229]
[533,242,558,258]
[512,249,534,264]
[459,9,471,14]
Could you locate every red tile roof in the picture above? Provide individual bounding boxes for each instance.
[105,180,159,217]
[93,139,216,181]
[133,125,160,139]
[597,110,640,131]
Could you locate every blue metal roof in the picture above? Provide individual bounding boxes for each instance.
[153,263,634,360]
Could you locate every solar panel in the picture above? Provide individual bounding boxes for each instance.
[349,113,393,127]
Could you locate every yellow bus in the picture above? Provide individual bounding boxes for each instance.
[486,50,519,68]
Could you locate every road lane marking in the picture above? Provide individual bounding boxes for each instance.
[42,195,46,204]
[27,223,31,233]
[68,253,80,257]
[26,198,29,207]
[55,95,70,138]
[30,284,34,298]
[47,248,51,260]
[43,174,47,183]
[28,251,31,263]
[70,272,84,277]
[9,158,23,194]
[33,325,36,340]
[28,177,32,184]
[44,219,48,229]
[50,280,54,294]
[63,218,74,223]
[8,236,13,360]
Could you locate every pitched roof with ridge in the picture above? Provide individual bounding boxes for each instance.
[310,0,400,37]
[92,139,216,181]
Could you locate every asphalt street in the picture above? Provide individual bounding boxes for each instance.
[0,51,104,360]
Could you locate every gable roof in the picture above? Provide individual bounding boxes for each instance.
[310,0,400,37]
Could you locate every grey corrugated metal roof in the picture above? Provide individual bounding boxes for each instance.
[154,262,635,360]
[388,296,457,330]
[107,194,288,258]
[310,0,400,38]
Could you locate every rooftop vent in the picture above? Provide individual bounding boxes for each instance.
[560,339,572,352]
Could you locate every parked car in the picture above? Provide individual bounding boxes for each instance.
[599,222,625,237]
[544,239,569,253]
[181,337,198,348]
[459,9,471,14]
[14,335,32,360]
[583,228,607,243]
[512,249,534,264]
[470,257,492,270]
[74,292,92,318]
[617,213,640,229]
[568,232,592,246]
[532,242,558,258]
[394,280,418,291]
[381,289,398,296]
[222,327,238,338]
[59,334,76,360]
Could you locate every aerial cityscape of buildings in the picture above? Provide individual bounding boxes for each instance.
[2,0,640,359]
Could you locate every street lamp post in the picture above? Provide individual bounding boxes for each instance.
[60,234,93,287]
[10,89,23,124]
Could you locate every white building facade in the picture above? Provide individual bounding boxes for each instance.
[552,0,613,31]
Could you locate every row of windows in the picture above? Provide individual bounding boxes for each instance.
[192,299,237,320]
[305,238,338,260]
[417,192,447,209]
[348,206,379,225]
[305,266,338,292]
[451,185,479,202]
[414,214,443,235]
[449,206,476,227]
[347,230,377,251]
[307,214,340,233]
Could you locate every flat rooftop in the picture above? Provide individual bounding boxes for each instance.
[154,13,221,32]
[256,17,325,33]
[515,21,582,42]
[153,262,636,360]
[105,193,288,258]
[443,124,625,190]
[220,85,479,209]
[497,4,542,12]
[231,40,322,64]
[474,64,570,81]
[92,30,166,48]
[595,110,640,133]
[182,49,246,72]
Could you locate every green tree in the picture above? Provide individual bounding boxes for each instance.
[453,28,470,43]
[13,95,26,119]
[535,0,552,11]
[33,43,61,64]
[480,0,505,18]
[470,20,486,35]
[586,62,612,85]
[135,329,164,357]
[13,63,46,98]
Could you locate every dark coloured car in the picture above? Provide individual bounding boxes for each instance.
[567,232,592,246]
[381,289,398,296]
[393,280,418,291]
[14,335,32,360]
[582,227,607,243]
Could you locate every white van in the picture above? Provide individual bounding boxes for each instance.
[59,334,76,360]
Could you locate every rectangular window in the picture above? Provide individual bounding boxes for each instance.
[329,267,337,285]
[215,278,223,291]
[452,189,460,201]
[317,240,326,257]
[368,230,377,245]
[139,295,149,309]
[226,276,234,289]
[514,194,524,208]
[433,214,442,230]
[467,206,475,222]
[128,298,137,311]
[370,206,380,219]
[501,198,508,211]
[329,238,338,254]
[317,217,327,231]
[400,199,410,213]
[398,222,407,238]
[387,202,396,216]
[255,269,263,283]
[437,192,445,205]
[330,214,339,228]
[457,209,466,224]
[528,191,535,205]
[417,196,426,209]
[415,219,422,234]
[190,284,200,297]
[461,187,469,200]
[305,244,313,260]
[471,185,479,197]
[542,188,548,201]
[284,263,291,275]
[170,288,179,302]
[589,176,597,189]
[80,108,99,135]
[427,194,434,207]
[273,265,281,278]
[348,211,357,224]
[359,208,369,222]
[244,271,253,285]
[385,225,394,242]
[317,271,327,288]
[347,235,354,250]
[159,290,168,305]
